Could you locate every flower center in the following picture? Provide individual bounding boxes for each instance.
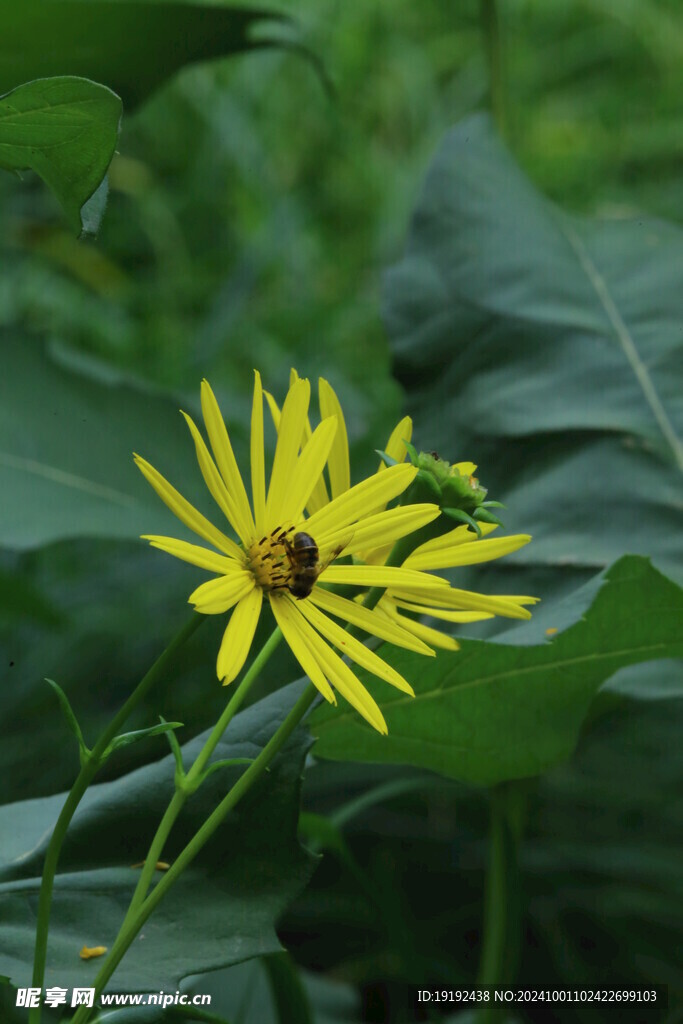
[248,525,296,592]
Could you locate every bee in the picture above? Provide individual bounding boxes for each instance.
[283,531,344,600]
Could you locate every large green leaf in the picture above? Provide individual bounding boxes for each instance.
[0,681,314,993]
[310,557,683,784]
[383,114,683,582]
[0,77,121,234]
[1,1,298,111]
[0,335,247,549]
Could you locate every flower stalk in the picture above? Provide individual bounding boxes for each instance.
[29,613,204,1024]
[124,626,283,919]
[70,681,318,1024]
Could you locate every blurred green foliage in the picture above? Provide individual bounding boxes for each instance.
[1,1,682,1021]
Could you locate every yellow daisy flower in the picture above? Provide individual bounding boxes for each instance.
[134,374,449,734]
[265,371,538,654]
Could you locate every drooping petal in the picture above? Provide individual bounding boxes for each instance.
[280,416,337,524]
[134,455,242,558]
[388,584,535,620]
[297,599,414,695]
[318,378,350,498]
[269,592,336,703]
[309,586,434,655]
[265,377,311,526]
[316,504,440,556]
[321,564,449,590]
[189,572,255,614]
[251,371,266,535]
[141,535,243,574]
[379,601,460,651]
[200,380,255,540]
[181,411,250,545]
[296,619,388,734]
[304,463,418,538]
[217,588,263,683]
[393,599,493,623]
[406,533,531,571]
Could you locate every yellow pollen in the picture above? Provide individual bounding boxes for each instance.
[248,525,294,591]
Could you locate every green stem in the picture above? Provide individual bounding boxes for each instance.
[29,613,204,1024]
[477,783,524,1022]
[480,0,506,138]
[125,627,283,918]
[71,682,318,1024]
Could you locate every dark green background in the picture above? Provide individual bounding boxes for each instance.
[1,2,681,1022]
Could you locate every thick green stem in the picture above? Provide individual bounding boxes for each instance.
[71,682,317,1024]
[477,783,525,1022]
[124,627,283,919]
[480,0,506,138]
[29,613,204,1024]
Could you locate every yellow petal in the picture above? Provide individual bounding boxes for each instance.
[264,389,281,432]
[389,585,534,620]
[217,588,263,683]
[80,946,107,960]
[141,535,243,574]
[200,380,255,540]
[383,416,413,465]
[181,411,250,545]
[453,461,477,476]
[298,620,388,734]
[321,564,448,590]
[319,377,350,498]
[406,533,531,571]
[308,586,434,655]
[298,600,414,694]
[405,522,497,561]
[265,377,311,526]
[281,416,337,524]
[316,503,440,556]
[266,383,331,515]
[393,599,493,623]
[189,572,255,614]
[251,371,266,534]
[134,455,242,558]
[304,463,418,538]
[269,593,336,703]
[380,601,460,651]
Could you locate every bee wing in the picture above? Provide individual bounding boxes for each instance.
[318,532,355,572]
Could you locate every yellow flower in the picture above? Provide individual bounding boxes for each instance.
[265,371,538,654]
[134,374,449,734]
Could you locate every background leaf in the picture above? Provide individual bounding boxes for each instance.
[0,682,314,993]
[0,1,299,111]
[0,77,121,234]
[0,335,235,550]
[383,114,683,585]
[311,557,683,784]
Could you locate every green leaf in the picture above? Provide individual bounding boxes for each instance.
[310,557,683,784]
[0,681,314,992]
[0,77,121,234]
[105,720,184,755]
[442,507,482,536]
[45,678,88,758]
[262,952,314,1024]
[1,1,302,111]
[374,449,398,468]
[0,336,234,550]
[384,114,683,581]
